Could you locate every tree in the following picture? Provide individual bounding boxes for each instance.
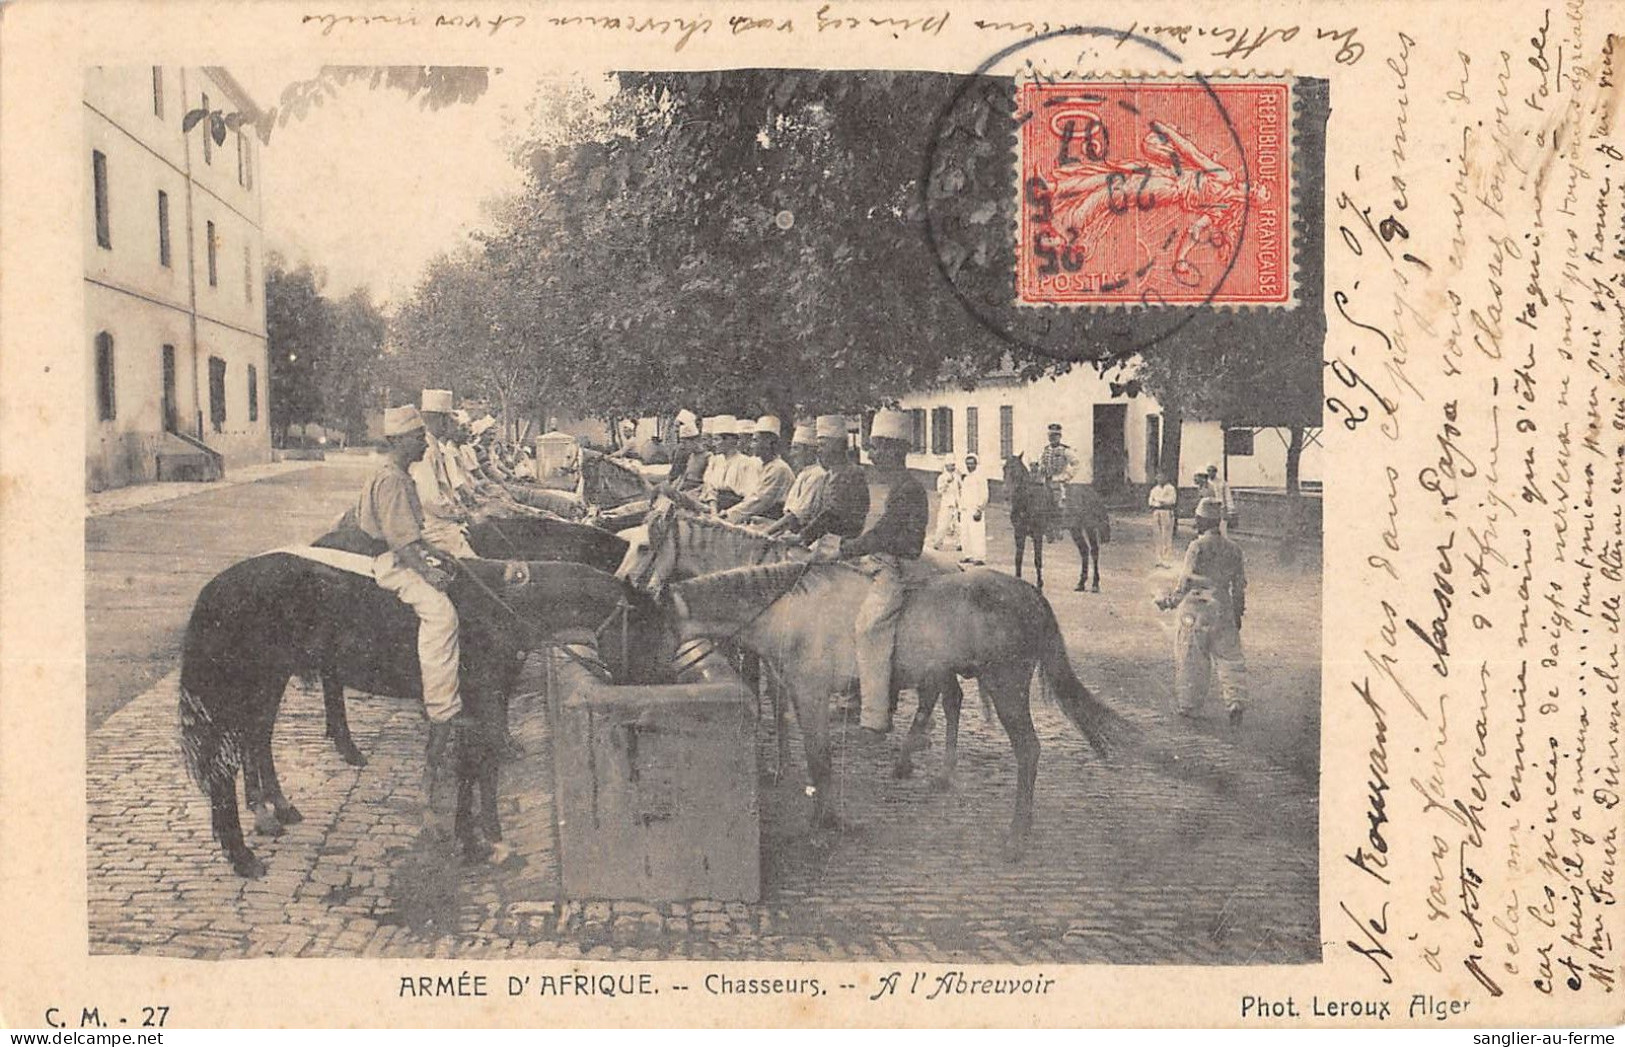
[264,256,387,442]
[264,257,331,440]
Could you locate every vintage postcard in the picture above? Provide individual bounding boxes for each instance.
[0,0,1620,1030]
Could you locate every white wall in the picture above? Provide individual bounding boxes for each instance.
[83,66,269,490]
[898,368,1323,493]
[897,367,1161,485]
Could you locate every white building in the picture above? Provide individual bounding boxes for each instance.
[894,361,1323,500]
[84,66,268,491]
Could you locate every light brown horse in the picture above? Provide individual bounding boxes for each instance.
[620,501,1124,856]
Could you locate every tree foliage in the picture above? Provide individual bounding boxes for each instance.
[388,71,1326,449]
[264,256,385,440]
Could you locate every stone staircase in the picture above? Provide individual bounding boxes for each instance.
[154,430,224,483]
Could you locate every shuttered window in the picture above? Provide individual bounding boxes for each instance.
[93,151,110,249]
[95,332,116,421]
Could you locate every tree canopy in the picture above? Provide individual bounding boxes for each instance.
[265,256,386,440]
[384,70,1325,445]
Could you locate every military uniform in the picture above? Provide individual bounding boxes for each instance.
[848,409,930,735]
[1162,501,1248,720]
[358,408,461,724]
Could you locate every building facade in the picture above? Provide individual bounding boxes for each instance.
[84,66,268,491]
[894,362,1323,499]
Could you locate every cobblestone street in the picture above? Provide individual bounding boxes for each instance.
[87,465,1320,964]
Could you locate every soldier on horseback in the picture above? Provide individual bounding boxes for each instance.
[1039,422,1079,541]
[356,405,467,826]
[843,408,930,743]
[412,389,480,559]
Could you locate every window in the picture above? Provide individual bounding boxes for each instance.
[92,150,110,249]
[1224,427,1255,457]
[965,406,980,456]
[206,221,217,286]
[1145,415,1163,479]
[201,92,212,164]
[243,245,253,302]
[999,405,1014,461]
[151,67,164,118]
[161,344,177,433]
[247,364,259,422]
[157,190,170,267]
[906,408,927,454]
[244,137,253,190]
[94,332,115,421]
[930,406,954,454]
[236,132,245,186]
[207,356,227,431]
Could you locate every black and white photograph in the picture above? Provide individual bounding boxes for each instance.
[80,61,1329,966]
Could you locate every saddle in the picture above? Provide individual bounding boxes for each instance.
[312,509,388,557]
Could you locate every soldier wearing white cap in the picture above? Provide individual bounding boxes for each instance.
[354,405,465,816]
[1157,497,1248,727]
[840,407,930,740]
[667,412,710,492]
[1039,422,1080,539]
[765,419,826,536]
[410,389,479,558]
[794,415,869,542]
[725,416,796,523]
[727,416,762,499]
[700,414,740,509]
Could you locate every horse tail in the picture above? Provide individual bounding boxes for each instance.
[178,679,242,798]
[1034,598,1126,758]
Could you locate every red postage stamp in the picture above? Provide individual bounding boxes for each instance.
[1016,78,1293,307]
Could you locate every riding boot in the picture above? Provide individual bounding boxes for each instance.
[422,720,460,839]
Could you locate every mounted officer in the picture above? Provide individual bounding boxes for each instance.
[1039,422,1080,540]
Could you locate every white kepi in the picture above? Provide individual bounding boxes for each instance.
[753,415,782,435]
[871,408,910,442]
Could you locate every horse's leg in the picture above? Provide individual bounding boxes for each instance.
[243,686,286,838]
[1089,527,1101,592]
[1033,524,1045,590]
[769,665,789,786]
[1013,529,1024,580]
[788,680,838,831]
[211,775,264,878]
[322,674,367,767]
[893,679,941,780]
[1072,527,1089,591]
[984,664,1041,861]
[937,677,964,791]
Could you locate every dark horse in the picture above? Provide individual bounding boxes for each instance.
[1002,454,1111,592]
[309,515,630,766]
[178,553,658,877]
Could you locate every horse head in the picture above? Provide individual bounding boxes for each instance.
[616,496,678,591]
[1003,452,1030,486]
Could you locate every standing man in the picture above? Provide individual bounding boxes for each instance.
[726,416,796,523]
[766,419,827,536]
[1039,422,1080,540]
[958,453,989,566]
[1157,497,1248,727]
[413,390,479,558]
[798,415,871,543]
[1148,469,1179,566]
[839,408,930,741]
[1205,464,1234,535]
[932,460,961,552]
[355,405,464,826]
